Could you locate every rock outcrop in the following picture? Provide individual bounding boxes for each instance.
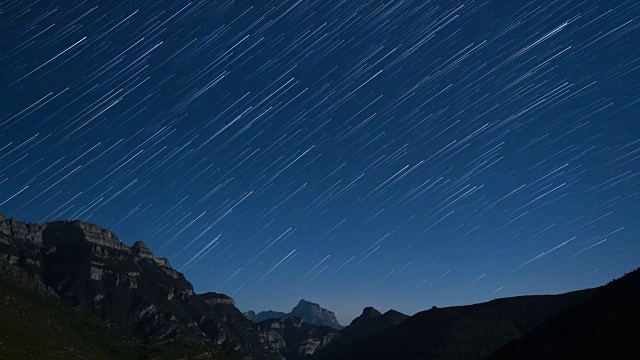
[244,310,257,322]
[201,292,236,306]
[256,316,339,359]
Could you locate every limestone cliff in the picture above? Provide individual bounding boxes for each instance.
[0,214,272,357]
[256,316,339,359]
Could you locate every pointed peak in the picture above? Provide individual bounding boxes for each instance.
[132,240,149,249]
[361,306,382,318]
[131,240,154,257]
[132,240,148,249]
[383,309,407,317]
[297,299,318,306]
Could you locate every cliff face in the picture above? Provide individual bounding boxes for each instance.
[0,214,271,357]
[290,299,344,330]
[255,316,339,359]
[0,214,45,273]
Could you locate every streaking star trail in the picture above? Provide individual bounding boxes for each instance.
[1,0,639,322]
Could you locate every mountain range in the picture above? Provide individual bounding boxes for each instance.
[0,213,637,359]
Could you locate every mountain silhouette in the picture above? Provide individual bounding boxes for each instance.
[1,213,637,360]
[321,289,594,359]
[486,267,640,359]
[312,306,409,359]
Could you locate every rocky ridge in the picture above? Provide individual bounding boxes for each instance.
[0,213,273,358]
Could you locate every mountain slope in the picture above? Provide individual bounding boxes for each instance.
[0,258,241,360]
[326,289,594,360]
[0,214,276,359]
[312,307,409,359]
[255,317,339,360]
[487,267,640,360]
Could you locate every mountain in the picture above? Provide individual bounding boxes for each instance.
[345,307,409,336]
[290,299,344,330]
[2,212,636,360]
[0,257,241,359]
[255,317,339,360]
[312,306,409,359]
[0,213,276,359]
[243,301,344,358]
[246,300,344,330]
[324,289,594,360]
[486,267,640,360]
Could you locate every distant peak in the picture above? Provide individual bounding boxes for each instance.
[290,299,343,329]
[361,306,382,318]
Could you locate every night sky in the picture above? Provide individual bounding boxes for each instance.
[1,0,639,324]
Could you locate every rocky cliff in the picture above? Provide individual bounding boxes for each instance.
[0,214,274,358]
[255,316,339,360]
[290,299,344,330]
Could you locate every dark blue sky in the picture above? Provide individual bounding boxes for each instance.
[1,0,639,323]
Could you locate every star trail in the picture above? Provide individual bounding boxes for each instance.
[1,0,639,323]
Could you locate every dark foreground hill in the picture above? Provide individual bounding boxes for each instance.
[486,267,640,360]
[320,289,595,360]
[312,307,409,359]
